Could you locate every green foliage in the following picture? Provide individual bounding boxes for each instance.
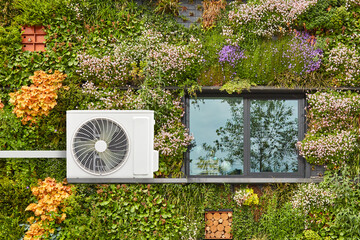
[0,177,32,239]
[236,36,314,85]
[155,0,181,16]
[319,169,360,238]
[0,0,19,27]
[269,71,331,88]
[61,184,186,239]
[13,0,71,25]
[303,230,322,240]
[0,25,22,87]
[1,0,360,237]
[259,200,305,239]
[232,206,259,239]
[220,78,253,94]
[0,25,22,56]
[295,0,349,34]
[70,0,143,37]
[60,183,236,239]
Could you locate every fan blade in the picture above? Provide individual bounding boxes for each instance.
[73,140,96,158]
[98,150,117,171]
[100,119,117,143]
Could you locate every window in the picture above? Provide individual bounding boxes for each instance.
[185,90,307,178]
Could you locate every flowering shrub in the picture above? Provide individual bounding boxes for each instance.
[233,188,259,207]
[147,40,203,85]
[291,183,336,228]
[24,177,72,240]
[77,52,132,86]
[218,44,247,82]
[233,33,323,85]
[326,42,360,86]
[9,70,67,124]
[296,131,357,168]
[297,91,360,168]
[77,29,203,86]
[219,45,246,67]
[284,33,323,75]
[305,91,360,134]
[221,25,244,45]
[228,0,317,38]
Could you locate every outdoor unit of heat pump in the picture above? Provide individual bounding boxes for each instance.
[66,110,159,181]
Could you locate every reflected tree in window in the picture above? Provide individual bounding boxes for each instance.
[196,144,220,175]
[250,100,298,172]
[210,98,244,175]
[190,98,243,175]
[190,97,298,175]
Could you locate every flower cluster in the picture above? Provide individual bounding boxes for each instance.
[296,130,357,168]
[154,119,193,156]
[218,45,247,67]
[233,188,259,207]
[284,33,323,74]
[180,219,199,240]
[81,81,117,110]
[228,0,317,37]
[24,178,72,240]
[291,183,336,216]
[297,91,360,168]
[68,2,85,20]
[9,70,67,124]
[77,28,203,86]
[305,91,360,134]
[147,42,203,85]
[77,51,132,86]
[326,42,360,86]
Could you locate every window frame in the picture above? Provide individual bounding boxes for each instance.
[184,88,310,179]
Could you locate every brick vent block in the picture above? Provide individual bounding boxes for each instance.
[22,26,46,52]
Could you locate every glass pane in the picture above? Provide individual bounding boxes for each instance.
[250,99,298,173]
[189,98,243,175]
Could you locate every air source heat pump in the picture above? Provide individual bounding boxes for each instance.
[66,110,159,181]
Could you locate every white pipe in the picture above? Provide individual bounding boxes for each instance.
[0,151,66,158]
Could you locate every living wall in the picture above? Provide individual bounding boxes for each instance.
[1,0,360,239]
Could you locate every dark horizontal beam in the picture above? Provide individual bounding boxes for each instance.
[2,86,360,92]
[197,86,360,94]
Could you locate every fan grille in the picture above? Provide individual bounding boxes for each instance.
[72,118,129,175]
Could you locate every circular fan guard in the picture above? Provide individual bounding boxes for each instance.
[72,118,129,175]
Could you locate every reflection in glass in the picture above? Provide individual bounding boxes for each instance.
[189,98,243,175]
[250,100,298,172]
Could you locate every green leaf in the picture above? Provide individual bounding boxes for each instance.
[100,201,110,206]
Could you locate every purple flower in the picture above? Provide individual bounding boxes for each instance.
[283,33,323,74]
[218,45,247,67]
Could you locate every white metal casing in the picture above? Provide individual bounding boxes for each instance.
[67,110,158,180]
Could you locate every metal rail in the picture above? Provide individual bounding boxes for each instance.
[0,151,66,158]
